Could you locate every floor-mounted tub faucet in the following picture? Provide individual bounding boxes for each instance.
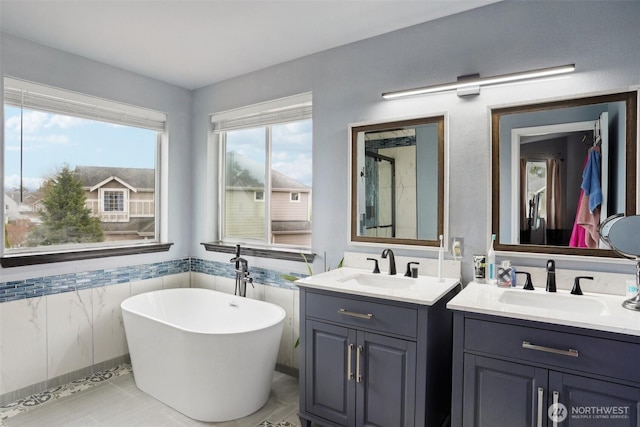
[230,244,253,297]
[381,248,397,275]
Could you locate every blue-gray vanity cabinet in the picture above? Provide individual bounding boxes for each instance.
[462,354,547,427]
[304,319,416,426]
[299,286,459,427]
[451,312,640,427]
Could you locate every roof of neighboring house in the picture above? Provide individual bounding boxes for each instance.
[271,220,311,233]
[4,194,23,220]
[5,190,43,205]
[74,166,155,190]
[101,217,155,235]
[272,170,310,191]
[226,151,310,191]
[228,169,310,192]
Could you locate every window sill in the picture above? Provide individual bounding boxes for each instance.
[1,243,173,268]
[202,242,315,263]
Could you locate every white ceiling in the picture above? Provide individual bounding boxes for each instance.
[0,0,499,90]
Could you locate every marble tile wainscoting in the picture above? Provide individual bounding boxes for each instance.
[189,260,302,377]
[0,257,305,406]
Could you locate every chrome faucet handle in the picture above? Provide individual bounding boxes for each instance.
[366,258,380,274]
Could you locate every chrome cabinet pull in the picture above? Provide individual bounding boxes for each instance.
[522,341,579,357]
[347,344,354,380]
[338,308,373,320]
[552,391,560,427]
[536,387,544,427]
[356,345,363,382]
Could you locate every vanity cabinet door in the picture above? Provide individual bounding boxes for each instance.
[305,320,357,426]
[463,354,548,427]
[549,371,640,426]
[356,332,416,427]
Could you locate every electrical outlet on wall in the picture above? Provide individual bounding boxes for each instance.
[451,237,464,259]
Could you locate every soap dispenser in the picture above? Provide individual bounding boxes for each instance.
[546,260,556,292]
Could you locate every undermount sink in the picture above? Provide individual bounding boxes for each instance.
[336,273,414,289]
[498,289,608,315]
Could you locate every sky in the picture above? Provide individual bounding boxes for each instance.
[4,106,156,191]
[225,119,313,187]
[4,107,313,191]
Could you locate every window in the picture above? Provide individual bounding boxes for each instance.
[212,93,312,249]
[104,191,125,212]
[2,77,168,264]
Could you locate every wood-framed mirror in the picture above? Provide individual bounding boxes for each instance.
[349,115,445,247]
[491,90,638,256]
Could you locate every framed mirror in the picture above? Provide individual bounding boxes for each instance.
[349,115,445,247]
[492,90,637,256]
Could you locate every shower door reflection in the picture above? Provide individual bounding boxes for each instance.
[364,151,395,237]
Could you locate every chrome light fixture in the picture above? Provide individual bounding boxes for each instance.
[382,64,576,99]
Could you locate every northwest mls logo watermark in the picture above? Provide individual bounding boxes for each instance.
[549,403,631,422]
[548,403,568,423]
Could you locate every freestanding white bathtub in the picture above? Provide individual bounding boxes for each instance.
[121,288,286,422]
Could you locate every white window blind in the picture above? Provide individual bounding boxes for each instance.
[211,92,312,132]
[4,77,167,132]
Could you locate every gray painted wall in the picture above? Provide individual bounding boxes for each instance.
[0,34,193,281]
[1,1,639,284]
[192,1,640,282]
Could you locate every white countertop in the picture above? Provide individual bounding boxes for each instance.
[295,267,460,306]
[447,282,640,337]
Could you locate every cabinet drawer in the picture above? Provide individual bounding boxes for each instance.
[306,291,417,338]
[464,318,640,383]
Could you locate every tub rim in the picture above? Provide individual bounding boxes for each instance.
[121,287,286,336]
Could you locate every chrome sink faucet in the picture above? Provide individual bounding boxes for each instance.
[381,248,397,275]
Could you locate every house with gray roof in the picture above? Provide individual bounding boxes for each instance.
[74,166,155,241]
[224,153,311,247]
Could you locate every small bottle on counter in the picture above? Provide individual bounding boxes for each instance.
[497,260,512,287]
[473,255,486,283]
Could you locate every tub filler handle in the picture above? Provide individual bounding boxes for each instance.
[338,308,373,320]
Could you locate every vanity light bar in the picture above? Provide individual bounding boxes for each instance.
[381,64,576,99]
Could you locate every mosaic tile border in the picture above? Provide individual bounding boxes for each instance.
[0,258,190,303]
[191,258,306,290]
[0,257,306,303]
[0,364,132,424]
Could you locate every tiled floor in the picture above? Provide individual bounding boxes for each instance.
[0,365,301,427]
